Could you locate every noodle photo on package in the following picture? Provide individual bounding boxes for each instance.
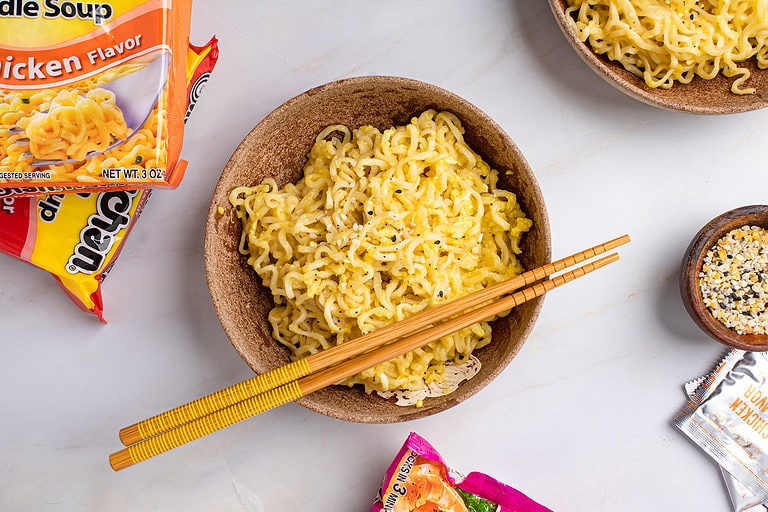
[0,0,193,193]
[230,109,532,400]
[0,64,168,184]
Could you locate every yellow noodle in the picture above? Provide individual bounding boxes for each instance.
[566,0,768,94]
[0,63,167,183]
[229,110,532,394]
[18,88,132,161]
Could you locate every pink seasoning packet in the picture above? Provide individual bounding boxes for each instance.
[677,350,768,511]
[370,432,552,512]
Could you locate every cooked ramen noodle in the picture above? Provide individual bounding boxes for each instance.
[0,64,167,183]
[565,0,768,94]
[18,88,132,162]
[229,110,532,394]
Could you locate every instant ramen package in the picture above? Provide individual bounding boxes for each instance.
[0,0,193,195]
[371,432,552,512]
[0,36,218,322]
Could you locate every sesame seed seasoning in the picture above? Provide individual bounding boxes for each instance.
[699,225,768,335]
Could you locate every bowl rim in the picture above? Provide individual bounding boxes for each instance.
[680,205,768,350]
[547,0,768,115]
[203,75,552,423]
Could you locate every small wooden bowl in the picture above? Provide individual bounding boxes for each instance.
[204,76,551,423]
[680,206,768,350]
[548,0,768,114]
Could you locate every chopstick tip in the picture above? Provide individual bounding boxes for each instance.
[109,449,134,472]
[606,234,631,249]
[119,423,142,446]
[595,252,620,267]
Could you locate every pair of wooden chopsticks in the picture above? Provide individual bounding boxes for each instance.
[109,234,630,471]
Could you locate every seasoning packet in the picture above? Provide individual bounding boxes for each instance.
[723,475,768,512]
[370,432,552,512]
[0,36,218,322]
[683,352,768,512]
[676,350,768,506]
[0,0,193,195]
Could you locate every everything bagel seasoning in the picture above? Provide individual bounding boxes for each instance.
[699,225,768,335]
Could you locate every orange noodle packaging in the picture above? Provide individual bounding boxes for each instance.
[0,0,193,195]
[676,350,768,507]
[0,36,218,322]
[370,432,552,512]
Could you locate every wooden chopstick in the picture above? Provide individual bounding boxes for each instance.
[118,235,630,447]
[109,249,623,471]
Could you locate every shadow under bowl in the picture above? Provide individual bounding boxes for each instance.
[680,205,768,351]
[203,76,551,423]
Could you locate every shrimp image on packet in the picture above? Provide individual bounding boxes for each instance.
[371,432,552,512]
[0,36,218,322]
[0,0,193,195]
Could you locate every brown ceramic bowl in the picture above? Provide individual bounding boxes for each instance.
[204,76,551,423]
[680,205,768,351]
[548,0,768,114]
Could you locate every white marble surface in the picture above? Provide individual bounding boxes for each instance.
[1,1,766,510]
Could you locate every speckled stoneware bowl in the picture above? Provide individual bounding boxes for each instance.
[681,205,768,351]
[204,76,551,423]
[548,0,768,114]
